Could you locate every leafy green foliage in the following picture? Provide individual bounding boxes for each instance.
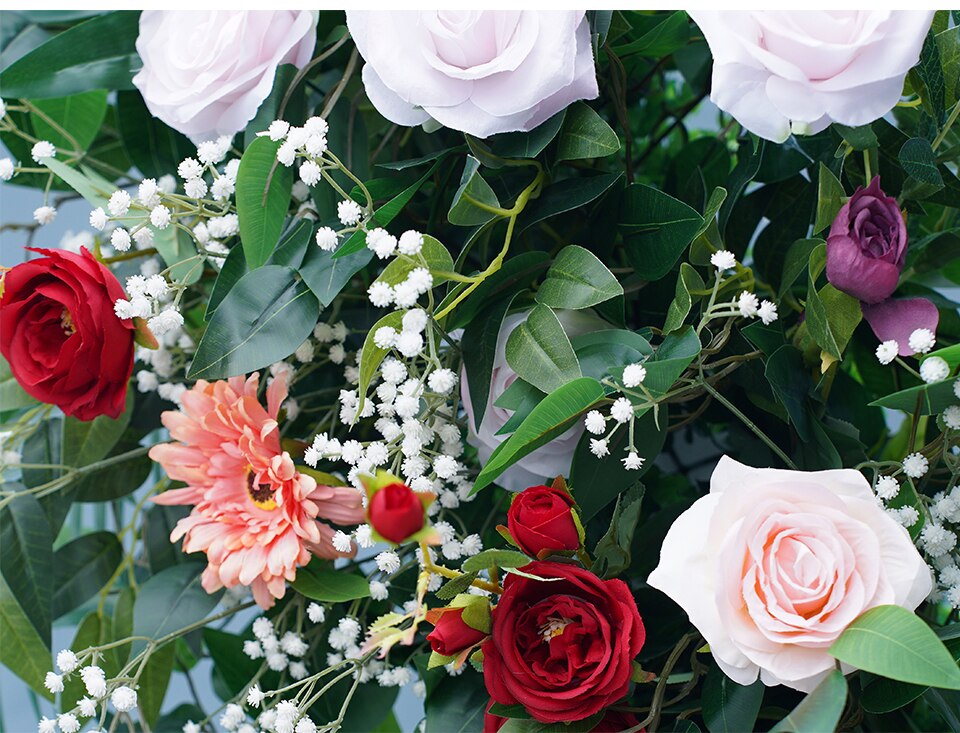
[535,245,623,310]
[236,137,294,268]
[290,563,370,602]
[505,305,581,393]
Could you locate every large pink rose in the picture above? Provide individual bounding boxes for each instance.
[690,11,934,142]
[132,11,318,141]
[648,456,932,692]
[345,11,598,138]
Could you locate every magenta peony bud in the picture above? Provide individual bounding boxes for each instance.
[825,177,907,304]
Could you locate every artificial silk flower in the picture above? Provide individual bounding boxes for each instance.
[690,11,934,142]
[149,372,365,608]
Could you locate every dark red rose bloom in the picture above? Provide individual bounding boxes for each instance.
[0,247,134,420]
[427,607,489,657]
[507,484,580,557]
[482,561,645,724]
[367,481,425,543]
[826,177,907,304]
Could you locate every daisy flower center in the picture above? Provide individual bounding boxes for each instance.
[246,470,278,510]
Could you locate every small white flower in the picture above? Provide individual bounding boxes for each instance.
[108,189,131,216]
[332,530,353,553]
[305,116,329,137]
[246,684,266,708]
[315,226,338,252]
[337,199,363,226]
[266,651,288,672]
[903,452,929,478]
[461,534,482,555]
[402,308,428,333]
[80,665,107,699]
[267,119,290,141]
[943,405,960,430]
[738,291,759,318]
[305,134,327,156]
[584,410,606,435]
[57,714,80,733]
[589,438,609,457]
[147,308,184,337]
[908,328,936,355]
[280,632,308,657]
[56,649,79,674]
[197,140,227,165]
[150,204,172,229]
[433,455,460,480]
[381,358,407,384]
[396,330,424,358]
[138,178,160,207]
[370,580,390,601]
[31,140,56,162]
[876,340,899,365]
[177,158,203,180]
[184,177,208,199]
[33,206,56,225]
[242,640,263,659]
[428,368,457,395]
[367,281,394,307]
[0,157,14,181]
[373,326,397,349]
[44,672,63,693]
[329,343,346,364]
[398,230,424,255]
[157,174,176,193]
[757,300,778,325]
[332,321,347,341]
[874,476,900,501]
[710,250,737,271]
[610,397,633,424]
[220,703,245,731]
[920,524,958,558]
[392,280,420,308]
[183,722,201,733]
[252,616,274,640]
[890,505,920,528]
[307,602,326,623]
[299,160,322,186]
[38,718,57,733]
[920,356,950,384]
[89,207,108,230]
[295,339,315,363]
[110,685,137,712]
[366,228,397,259]
[376,551,401,574]
[406,267,434,294]
[623,451,644,470]
[77,697,97,718]
[622,363,646,388]
[295,716,317,733]
[289,661,308,680]
[277,140,297,166]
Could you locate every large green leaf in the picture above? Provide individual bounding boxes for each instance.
[829,605,960,690]
[291,563,370,603]
[188,265,320,380]
[642,326,701,399]
[30,90,108,152]
[444,251,550,330]
[572,329,652,384]
[472,377,605,494]
[613,11,690,58]
[0,491,52,645]
[621,184,704,280]
[42,157,111,208]
[52,531,122,618]
[62,392,131,468]
[236,136,294,269]
[555,102,620,161]
[769,670,847,733]
[449,155,501,226]
[0,574,52,700]
[204,628,280,699]
[132,563,223,656]
[150,222,201,286]
[116,90,195,180]
[505,304,581,393]
[535,245,623,310]
[0,11,140,98]
[463,293,517,430]
[701,670,763,733]
[139,642,176,729]
[518,172,623,233]
[870,376,958,414]
[299,241,373,308]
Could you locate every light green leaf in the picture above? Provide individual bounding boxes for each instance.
[0,492,52,646]
[505,304,581,394]
[62,391,131,468]
[375,235,454,287]
[642,326,701,399]
[555,102,620,161]
[770,670,847,733]
[535,245,623,310]
[152,226,201,286]
[298,242,373,308]
[132,563,223,656]
[461,549,530,574]
[813,163,846,234]
[236,136,293,269]
[869,378,958,415]
[829,605,960,690]
[138,643,175,730]
[357,311,405,413]
[805,245,862,361]
[30,90,108,152]
[449,155,501,226]
[0,573,52,700]
[291,564,370,603]
[42,157,110,208]
[663,263,705,333]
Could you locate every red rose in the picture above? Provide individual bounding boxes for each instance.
[484,701,507,733]
[482,561,645,724]
[484,702,642,732]
[0,247,134,420]
[507,484,580,557]
[427,606,489,657]
[368,481,426,543]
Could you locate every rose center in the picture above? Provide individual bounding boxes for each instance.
[60,309,76,336]
[246,470,278,510]
[539,614,574,642]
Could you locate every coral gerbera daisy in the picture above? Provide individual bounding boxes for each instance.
[149,372,364,608]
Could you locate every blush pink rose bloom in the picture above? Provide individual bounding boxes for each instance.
[461,309,606,492]
[345,11,598,138]
[648,456,932,692]
[132,11,318,141]
[689,11,934,142]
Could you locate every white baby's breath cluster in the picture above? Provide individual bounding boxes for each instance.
[583,362,650,471]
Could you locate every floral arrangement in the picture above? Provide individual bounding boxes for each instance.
[2,9,960,733]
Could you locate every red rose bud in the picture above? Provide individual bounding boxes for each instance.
[826,177,906,304]
[362,470,434,544]
[507,483,581,557]
[426,605,490,657]
[0,247,134,420]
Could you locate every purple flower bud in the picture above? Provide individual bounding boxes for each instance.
[826,177,907,304]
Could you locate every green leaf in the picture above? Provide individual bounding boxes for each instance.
[0,573,52,700]
[290,564,370,602]
[571,329,653,384]
[472,377,605,494]
[188,265,320,380]
[139,643,175,729]
[592,482,645,578]
[52,531,122,618]
[769,670,847,733]
[505,304,581,394]
[73,433,151,503]
[244,64,298,148]
[701,669,763,733]
[444,251,550,330]
[779,238,822,299]
[116,90,194,180]
[535,245,623,310]
[0,353,37,410]
[621,184,704,280]
[62,393,131,468]
[613,11,690,58]
[663,263,705,333]
[555,102,620,161]
[31,90,108,152]
[466,111,565,162]
[463,293,517,430]
[436,570,480,601]
[829,605,960,690]
[643,326,701,399]
[357,311,405,412]
[900,137,944,187]
[42,157,110,208]
[204,628,280,699]
[236,136,293,269]
[461,549,530,574]
[449,156,501,226]
[152,225,201,286]
[0,492,52,645]
[375,235,454,287]
[869,378,958,415]
[519,172,623,233]
[834,123,878,150]
[813,163,846,234]
[0,11,140,98]
[805,245,862,360]
[132,563,223,656]
[299,242,373,308]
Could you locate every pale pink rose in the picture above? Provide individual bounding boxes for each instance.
[648,456,931,692]
[461,309,606,492]
[133,11,318,141]
[345,11,598,138]
[690,11,934,142]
